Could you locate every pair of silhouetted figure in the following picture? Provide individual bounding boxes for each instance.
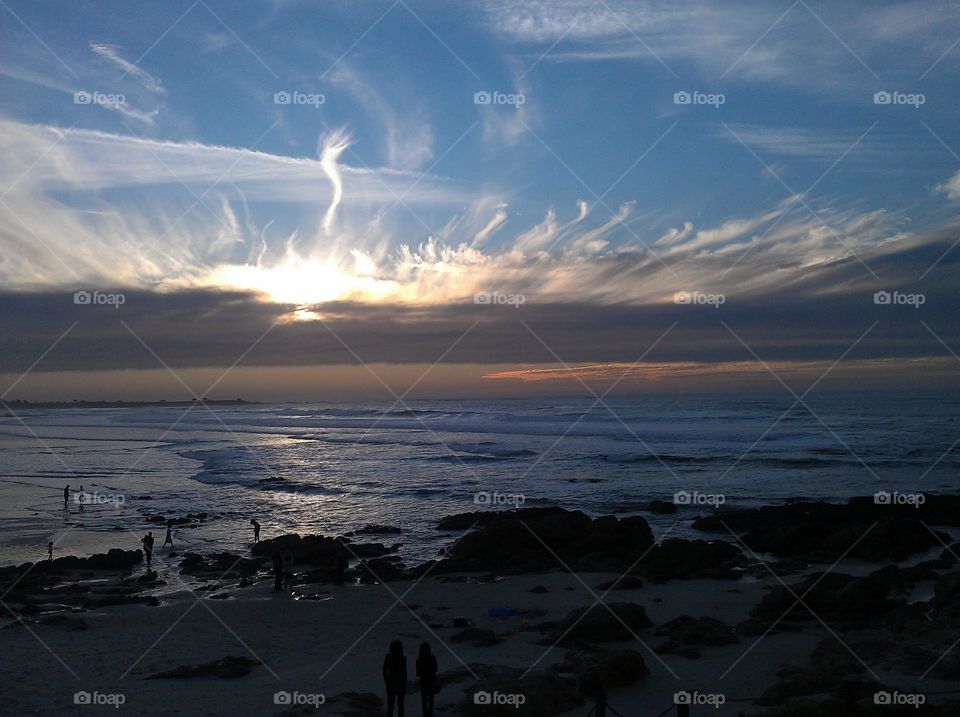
[383,641,438,717]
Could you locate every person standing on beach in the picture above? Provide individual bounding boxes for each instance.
[78,485,85,511]
[63,485,69,509]
[163,522,174,549]
[47,541,53,561]
[271,548,284,592]
[416,643,437,717]
[250,518,261,543]
[383,640,407,717]
[141,532,154,569]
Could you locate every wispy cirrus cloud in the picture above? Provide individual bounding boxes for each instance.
[90,42,165,95]
[482,0,960,89]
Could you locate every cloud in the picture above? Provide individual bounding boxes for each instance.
[90,43,165,95]
[936,170,960,202]
[327,64,434,170]
[319,128,352,234]
[481,1,960,90]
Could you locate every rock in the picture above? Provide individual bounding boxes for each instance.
[342,540,401,559]
[550,603,652,646]
[432,508,654,575]
[751,573,895,624]
[931,571,960,618]
[693,495,959,562]
[594,576,643,590]
[147,655,261,679]
[50,549,142,571]
[552,648,648,694]
[760,638,878,702]
[437,511,501,530]
[654,615,737,657]
[350,556,407,584]
[451,627,503,647]
[344,524,402,536]
[252,534,349,583]
[639,539,744,580]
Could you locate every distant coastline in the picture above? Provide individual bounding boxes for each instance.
[1,398,253,410]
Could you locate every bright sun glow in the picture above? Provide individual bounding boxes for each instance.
[205,250,399,306]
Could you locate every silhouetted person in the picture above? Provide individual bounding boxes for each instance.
[250,518,261,543]
[47,541,53,562]
[383,640,407,717]
[271,548,283,592]
[141,531,154,569]
[63,485,69,509]
[416,643,437,717]
[163,522,174,548]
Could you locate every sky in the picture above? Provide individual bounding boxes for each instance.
[1,0,959,399]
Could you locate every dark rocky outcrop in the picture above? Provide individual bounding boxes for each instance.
[750,572,897,625]
[431,508,654,575]
[548,603,653,646]
[594,576,644,590]
[654,615,737,658]
[693,495,959,562]
[344,524,402,536]
[639,538,744,581]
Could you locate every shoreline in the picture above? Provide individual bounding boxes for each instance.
[2,497,959,715]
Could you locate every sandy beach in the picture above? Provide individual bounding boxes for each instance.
[3,499,960,716]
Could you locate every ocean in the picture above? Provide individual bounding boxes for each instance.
[2,390,957,567]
